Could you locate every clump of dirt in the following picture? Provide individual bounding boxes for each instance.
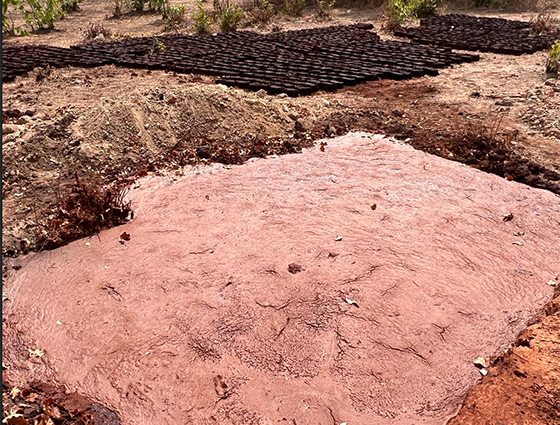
[2,381,120,425]
[449,286,560,425]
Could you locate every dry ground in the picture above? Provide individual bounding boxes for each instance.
[2,1,560,424]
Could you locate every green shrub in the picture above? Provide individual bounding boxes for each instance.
[246,0,274,25]
[192,1,211,33]
[61,0,82,12]
[2,0,29,35]
[164,4,185,31]
[314,0,335,18]
[107,0,131,17]
[410,0,440,18]
[148,0,166,11]
[546,40,560,74]
[284,0,305,16]
[23,0,65,30]
[219,3,243,32]
[132,0,146,11]
[151,37,167,53]
[385,0,441,29]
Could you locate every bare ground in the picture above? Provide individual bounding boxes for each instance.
[2,2,560,424]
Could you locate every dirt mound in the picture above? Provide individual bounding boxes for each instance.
[3,134,559,425]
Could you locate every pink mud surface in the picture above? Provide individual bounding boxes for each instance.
[3,133,560,425]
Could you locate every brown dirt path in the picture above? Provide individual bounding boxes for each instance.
[3,134,559,425]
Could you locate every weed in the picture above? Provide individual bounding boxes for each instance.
[409,0,441,18]
[192,1,212,34]
[530,13,559,35]
[82,22,112,41]
[546,40,560,74]
[34,64,52,81]
[163,4,185,31]
[23,0,65,30]
[246,0,274,25]
[314,0,335,19]
[284,0,305,16]
[151,37,167,53]
[2,0,30,35]
[132,0,146,11]
[383,0,441,31]
[219,3,244,32]
[61,0,82,12]
[106,0,131,17]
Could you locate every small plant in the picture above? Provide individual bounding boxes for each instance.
[192,1,211,33]
[384,0,441,31]
[2,0,30,35]
[531,13,559,35]
[163,4,185,31]
[82,22,112,41]
[409,0,440,18]
[61,0,82,12]
[219,3,243,32]
[284,0,304,16]
[35,64,52,81]
[151,37,167,53]
[246,0,274,25]
[131,0,146,11]
[23,0,65,30]
[546,40,560,75]
[314,0,335,19]
[107,0,131,17]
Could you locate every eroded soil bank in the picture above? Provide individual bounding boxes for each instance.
[3,134,559,424]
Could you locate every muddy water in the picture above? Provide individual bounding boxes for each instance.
[3,134,559,425]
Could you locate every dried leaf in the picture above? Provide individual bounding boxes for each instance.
[42,398,63,420]
[10,387,21,399]
[503,213,514,222]
[24,392,38,403]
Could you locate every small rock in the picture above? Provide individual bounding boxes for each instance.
[470,92,481,98]
[2,125,17,135]
[25,108,36,116]
[277,93,288,99]
[6,109,22,118]
[17,116,30,125]
[495,99,514,107]
[196,145,212,159]
[325,125,336,137]
[295,119,307,133]
[391,109,403,117]
[288,263,304,274]
[144,123,149,129]
[255,89,267,98]
[167,96,177,105]
[288,112,300,121]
